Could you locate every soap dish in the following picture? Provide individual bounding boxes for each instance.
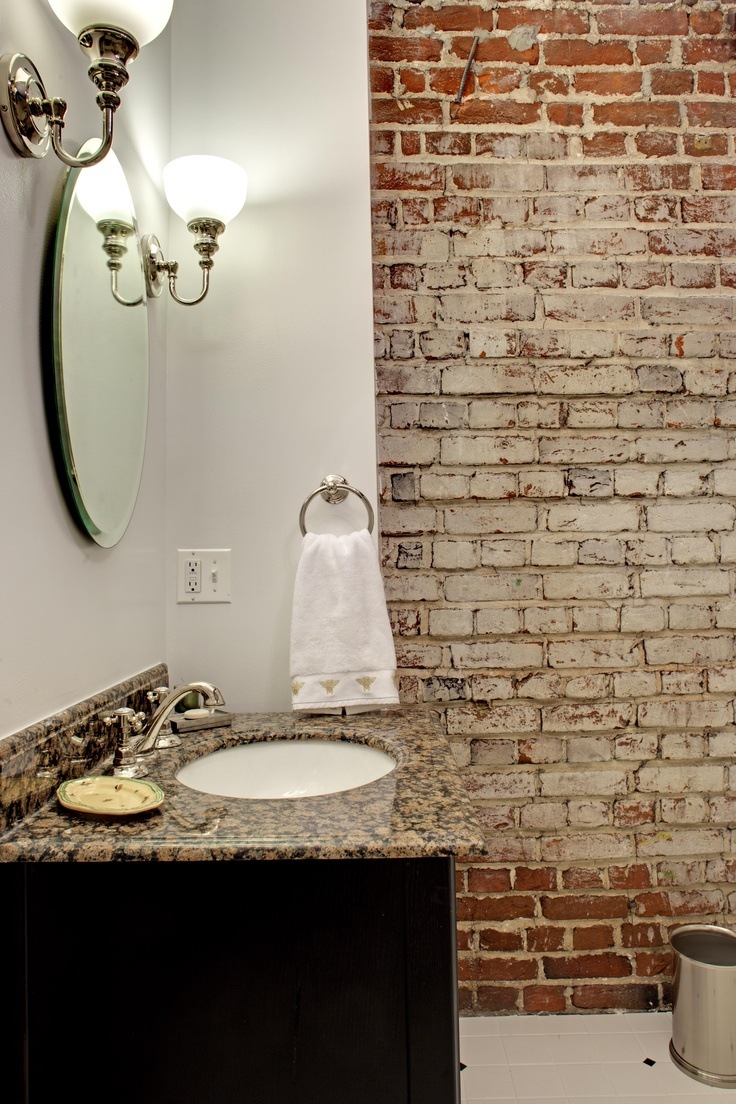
[57,776,164,817]
[170,709,233,734]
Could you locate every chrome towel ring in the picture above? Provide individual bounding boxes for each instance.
[299,474,375,536]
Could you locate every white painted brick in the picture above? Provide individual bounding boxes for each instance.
[667,602,715,633]
[640,569,730,597]
[662,468,710,496]
[523,606,571,634]
[442,363,535,394]
[467,400,518,429]
[475,607,522,635]
[541,833,635,862]
[567,738,613,763]
[538,365,636,396]
[620,605,666,633]
[540,768,628,798]
[445,503,538,533]
[547,502,640,533]
[543,571,631,600]
[479,540,528,567]
[428,609,474,637]
[432,540,479,570]
[647,502,735,532]
[531,539,578,566]
[572,606,620,633]
[671,536,717,565]
[578,539,624,565]
[637,829,726,857]
[441,435,536,466]
[548,638,642,669]
[469,472,519,499]
[614,468,661,498]
[518,470,567,498]
[450,641,544,669]
[445,573,542,602]
[644,633,734,666]
[543,702,634,734]
[568,800,611,828]
[441,291,536,324]
[565,402,618,429]
[635,435,728,463]
[521,803,568,830]
[564,674,612,701]
[467,329,518,358]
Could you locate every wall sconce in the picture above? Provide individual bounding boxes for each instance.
[75,144,142,306]
[0,0,173,168]
[142,155,248,306]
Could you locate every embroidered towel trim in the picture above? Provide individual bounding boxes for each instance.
[290,528,400,714]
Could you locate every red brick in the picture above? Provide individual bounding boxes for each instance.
[609,865,653,892]
[702,165,736,191]
[544,954,632,980]
[456,929,472,951]
[433,197,482,225]
[457,986,474,1012]
[650,69,693,96]
[688,102,736,129]
[697,70,726,96]
[635,950,673,977]
[371,99,443,125]
[636,41,673,66]
[458,37,539,65]
[369,35,442,63]
[561,868,606,890]
[476,69,523,95]
[452,101,542,126]
[527,926,566,952]
[479,928,524,952]
[635,132,678,158]
[572,984,659,1011]
[429,68,470,98]
[541,895,629,920]
[459,895,537,921]
[575,71,642,96]
[399,68,425,94]
[468,868,512,893]
[404,5,494,31]
[372,163,444,192]
[425,132,471,157]
[497,7,589,35]
[583,133,627,158]
[684,134,729,158]
[400,131,421,156]
[593,102,681,127]
[690,9,724,35]
[544,40,633,67]
[515,867,557,892]
[597,9,688,36]
[547,103,584,127]
[622,923,663,948]
[529,71,569,97]
[464,956,537,982]
[682,38,736,65]
[477,985,520,1012]
[371,67,394,94]
[573,925,615,950]
[524,985,567,1013]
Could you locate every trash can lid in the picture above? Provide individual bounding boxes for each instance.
[671,924,736,967]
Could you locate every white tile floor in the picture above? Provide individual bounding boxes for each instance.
[459,1011,727,1102]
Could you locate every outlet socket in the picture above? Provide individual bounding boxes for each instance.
[177,549,231,603]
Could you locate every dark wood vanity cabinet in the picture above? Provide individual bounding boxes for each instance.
[5,857,461,1104]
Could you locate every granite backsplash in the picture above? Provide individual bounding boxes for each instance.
[0,664,168,833]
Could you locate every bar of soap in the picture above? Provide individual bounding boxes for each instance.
[183,708,210,719]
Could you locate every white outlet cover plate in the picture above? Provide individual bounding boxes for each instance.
[176,549,232,603]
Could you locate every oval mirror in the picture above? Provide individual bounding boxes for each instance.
[47,138,149,547]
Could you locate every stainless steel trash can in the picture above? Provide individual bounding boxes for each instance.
[670,924,736,1088]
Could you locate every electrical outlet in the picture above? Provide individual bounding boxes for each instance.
[177,549,231,603]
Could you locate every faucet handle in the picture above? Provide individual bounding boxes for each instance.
[103,708,149,778]
[147,686,170,705]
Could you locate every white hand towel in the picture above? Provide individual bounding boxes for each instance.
[290,528,400,714]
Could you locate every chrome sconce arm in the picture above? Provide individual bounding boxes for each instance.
[96,219,143,306]
[0,2,173,169]
[142,219,225,307]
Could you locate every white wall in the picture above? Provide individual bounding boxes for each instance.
[165,0,378,712]
[0,0,170,736]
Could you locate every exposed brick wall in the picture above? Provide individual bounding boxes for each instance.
[368,0,736,1014]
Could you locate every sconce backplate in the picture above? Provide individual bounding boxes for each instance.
[142,233,165,298]
[0,53,51,158]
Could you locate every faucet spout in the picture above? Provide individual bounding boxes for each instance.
[134,681,225,755]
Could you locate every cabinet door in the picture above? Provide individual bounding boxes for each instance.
[21,860,414,1104]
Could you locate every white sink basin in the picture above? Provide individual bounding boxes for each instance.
[176,739,396,799]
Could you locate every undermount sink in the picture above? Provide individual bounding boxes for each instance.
[175,738,396,800]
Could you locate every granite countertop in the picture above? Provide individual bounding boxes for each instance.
[0,708,487,862]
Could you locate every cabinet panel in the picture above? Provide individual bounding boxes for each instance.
[14,858,458,1104]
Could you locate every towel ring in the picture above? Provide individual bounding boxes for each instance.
[299,474,375,536]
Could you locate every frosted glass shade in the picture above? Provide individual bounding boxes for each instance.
[163,156,248,225]
[74,142,133,223]
[47,0,174,46]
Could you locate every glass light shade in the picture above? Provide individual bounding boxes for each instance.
[74,143,134,223]
[47,0,174,47]
[163,156,248,226]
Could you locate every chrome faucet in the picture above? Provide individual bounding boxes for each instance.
[134,681,226,755]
